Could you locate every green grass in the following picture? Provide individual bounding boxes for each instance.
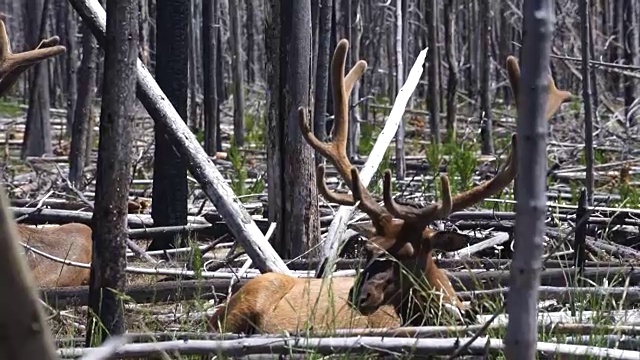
[0,98,22,117]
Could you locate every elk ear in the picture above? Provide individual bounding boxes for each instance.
[428,231,470,252]
[365,238,415,258]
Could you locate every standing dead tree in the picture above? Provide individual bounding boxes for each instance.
[504,0,555,358]
[68,19,99,188]
[265,0,320,258]
[21,0,53,158]
[426,0,440,144]
[202,0,219,156]
[149,0,190,251]
[394,0,405,180]
[229,0,245,146]
[84,0,138,345]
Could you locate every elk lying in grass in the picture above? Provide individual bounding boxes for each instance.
[346,55,573,326]
[19,223,92,287]
[208,40,572,334]
[208,39,403,334]
[0,19,93,288]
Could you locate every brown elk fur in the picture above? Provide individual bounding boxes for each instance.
[0,20,91,288]
[209,274,400,334]
[19,223,92,287]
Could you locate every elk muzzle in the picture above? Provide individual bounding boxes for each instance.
[349,260,398,315]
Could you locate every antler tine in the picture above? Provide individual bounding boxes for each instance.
[506,56,572,121]
[447,57,573,213]
[316,164,357,206]
[449,134,518,213]
[381,170,452,223]
[0,20,66,96]
[299,39,389,223]
[349,167,395,224]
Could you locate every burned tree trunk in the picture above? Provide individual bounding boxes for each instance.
[245,0,256,84]
[266,0,320,258]
[394,0,405,179]
[229,0,245,146]
[149,0,190,251]
[64,0,78,136]
[623,0,638,126]
[443,0,458,142]
[21,0,53,158]
[311,0,333,154]
[139,0,150,66]
[202,0,219,155]
[85,0,138,345]
[68,23,98,188]
[479,0,493,155]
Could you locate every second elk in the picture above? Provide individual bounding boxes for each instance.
[0,19,93,288]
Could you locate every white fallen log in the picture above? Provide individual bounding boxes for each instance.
[57,336,640,359]
[450,232,511,258]
[21,242,355,279]
[477,309,640,326]
[317,45,429,277]
[65,0,289,275]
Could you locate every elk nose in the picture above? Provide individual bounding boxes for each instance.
[358,291,371,307]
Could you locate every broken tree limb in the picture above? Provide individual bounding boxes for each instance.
[317,46,429,277]
[65,0,289,275]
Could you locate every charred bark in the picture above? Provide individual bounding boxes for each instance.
[443,0,458,142]
[68,23,98,188]
[85,0,138,345]
[479,0,493,154]
[229,0,245,146]
[149,0,190,251]
[311,0,333,157]
[64,0,77,136]
[203,0,219,156]
[21,0,53,158]
[266,0,320,258]
[426,0,440,144]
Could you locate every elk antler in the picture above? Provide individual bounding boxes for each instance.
[381,170,452,223]
[447,56,573,213]
[0,20,66,96]
[506,56,573,120]
[298,39,391,231]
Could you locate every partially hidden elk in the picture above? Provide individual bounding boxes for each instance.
[346,55,573,326]
[0,19,93,288]
[208,39,573,334]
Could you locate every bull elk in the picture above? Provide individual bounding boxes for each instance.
[209,39,572,333]
[347,56,573,325]
[0,19,93,288]
[208,39,405,334]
